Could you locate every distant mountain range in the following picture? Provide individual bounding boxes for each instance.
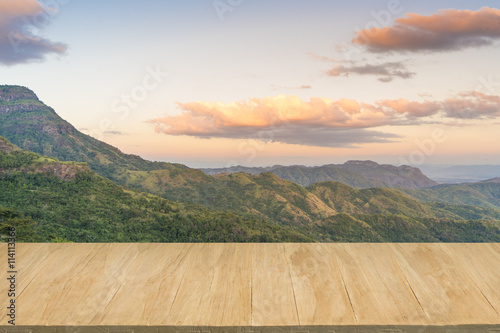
[403,177,500,209]
[420,164,500,183]
[1,85,500,243]
[202,161,438,189]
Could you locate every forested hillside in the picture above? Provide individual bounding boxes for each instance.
[0,137,311,242]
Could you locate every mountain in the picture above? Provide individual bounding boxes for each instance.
[402,178,500,209]
[2,85,500,243]
[3,135,500,243]
[202,160,438,189]
[308,181,500,221]
[200,165,279,176]
[116,167,337,226]
[0,136,312,242]
[117,164,500,228]
[0,85,187,181]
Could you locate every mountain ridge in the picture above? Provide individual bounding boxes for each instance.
[202,160,438,189]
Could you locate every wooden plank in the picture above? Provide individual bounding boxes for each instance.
[166,243,252,326]
[332,243,425,325]
[447,243,500,317]
[337,243,428,325]
[392,243,500,325]
[96,243,192,325]
[14,243,102,325]
[251,243,299,326]
[18,243,142,325]
[199,243,252,326]
[284,243,355,325]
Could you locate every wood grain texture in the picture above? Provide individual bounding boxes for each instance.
[1,243,499,326]
[251,243,299,326]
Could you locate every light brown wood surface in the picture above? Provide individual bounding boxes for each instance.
[1,243,499,326]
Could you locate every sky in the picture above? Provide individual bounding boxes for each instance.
[1,0,500,168]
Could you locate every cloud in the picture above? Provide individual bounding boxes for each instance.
[103,130,128,136]
[261,127,399,148]
[376,99,441,117]
[353,7,500,52]
[307,52,339,63]
[148,96,401,148]
[272,84,312,90]
[0,0,67,65]
[327,61,415,82]
[442,91,500,119]
[148,92,500,148]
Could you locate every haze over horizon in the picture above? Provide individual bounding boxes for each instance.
[2,0,500,168]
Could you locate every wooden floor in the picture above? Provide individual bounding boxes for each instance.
[1,243,500,326]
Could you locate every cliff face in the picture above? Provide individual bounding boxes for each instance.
[0,85,39,102]
[0,86,44,115]
[0,103,42,115]
[0,136,90,181]
[2,163,91,181]
[338,160,438,189]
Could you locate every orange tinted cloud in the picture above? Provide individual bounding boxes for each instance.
[148,92,500,148]
[377,99,441,117]
[148,96,398,148]
[0,0,41,17]
[0,0,67,65]
[443,91,500,118]
[353,7,500,52]
[152,95,391,131]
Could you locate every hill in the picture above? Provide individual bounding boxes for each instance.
[123,165,500,242]
[202,160,438,189]
[402,178,500,209]
[0,136,312,242]
[0,85,187,181]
